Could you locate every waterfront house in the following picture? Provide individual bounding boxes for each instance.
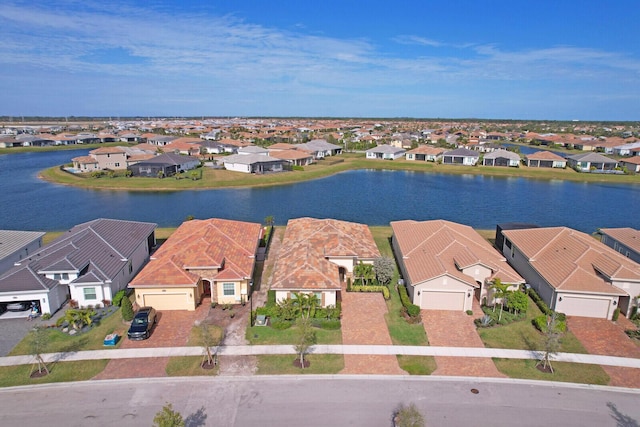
[618,156,640,173]
[567,152,618,173]
[499,226,640,319]
[391,220,523,311]
[128,153,200,177]
[404,145,444,162]
[365,144,406,160]
[271,218,381,308]
[482,149,521,167]
[0,219,156,314]
[294,139,342,159]
[598,228,640,264]
[525,151,567,168]
[130,218,262,310]
[441,148,479,166]
[0,230,45,275]
[222,153,286,174]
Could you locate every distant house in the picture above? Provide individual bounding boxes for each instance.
[499,226,640,319]
[442,148,479,166]
[130,218,262,310]
[295,139,342,159]
[405,145,444,162]
[567,152,618,173]
[525,151,567,168]
[270,149,314,167]
[482,149,521,167]
[365,144,406,160]
[0,219,156,314]
[72,146,156,171]
[618,156,640,173]
[598,228,640,264]
[222,153,286,174]
[128,153,200,177]
[271,218,381,307]
[391,220,524,311]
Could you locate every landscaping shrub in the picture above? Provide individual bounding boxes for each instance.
[527,288,551,315]
[349,285,390,299]
[612,308,620,322]
[532,314,566,333]
[397,284,421,318]
[112,289,126,307]
[267,290,276,307]
[121,296,134,322]
[466,310,473,316]
[346,278,351,292]
[406,304,421,318]
[311,319,341,330]
[270,319,292,330]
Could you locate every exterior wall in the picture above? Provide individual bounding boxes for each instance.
[95,152,128,170]
[214,279,246,305]
[73,160,99,172]
[72,283,105,308]
[612,280,640,316]
[224,162,252,173]
[600,235,640,264]
[275,289,337,308]
[461,264,493,302]
[413,276,473,311]
[0,237,43,275]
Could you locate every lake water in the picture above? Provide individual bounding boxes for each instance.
[1,149,639,232]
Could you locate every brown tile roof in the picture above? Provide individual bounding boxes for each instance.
[271,218,381,291]
[599,227,640,254]
[391,219,523,287]
[90,146,127,155]
[525,151,566,161]
[502,227,640,294]
[72,155,97,164]
[405,145,445,155]
[131,218,261,287]
[270,150,313,161]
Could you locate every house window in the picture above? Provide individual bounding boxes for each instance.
[223,283,235,296]
[505,238,512,249]
[62,273,69,280]
[115,162,120,167]
[54,273,61,280]
[83,287,97,300]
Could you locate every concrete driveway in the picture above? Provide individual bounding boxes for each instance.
[0,316,35,356]
[567,316,640,388]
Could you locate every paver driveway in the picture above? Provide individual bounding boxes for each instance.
[567,316,640,388]
[422,308,505,377]
[340,287,405,375]
[93,301,210,380]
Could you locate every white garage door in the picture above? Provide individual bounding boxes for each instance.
[562,296,610,319]
[142,293,190,311]
[421,291,465,311]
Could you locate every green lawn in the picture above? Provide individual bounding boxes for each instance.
[255,354,344,375]
[166,356,219,376]
[0,360,109,387]
[246,324,342,345]
[478,297,588,354]
[397,355,437,375]
[9,308,129,356]
[493,359,610,385]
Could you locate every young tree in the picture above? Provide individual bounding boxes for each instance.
[264,215,275,228]
[537,313,562,374]
[490,279,511,321]
[506,291,528,316]
[199,323,222,367]
[153,403,185,427]
[393,403,425,427]
[292,292,319,319]
[294,317,316,369]
[121,295,134,322]
[29,326,49,377]
[373,256,396,286]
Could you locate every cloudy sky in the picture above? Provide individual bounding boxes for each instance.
[1,0,639,120]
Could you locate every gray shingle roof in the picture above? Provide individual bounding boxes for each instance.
[0,230,45,260]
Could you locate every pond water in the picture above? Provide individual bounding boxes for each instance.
[0,150,638,232]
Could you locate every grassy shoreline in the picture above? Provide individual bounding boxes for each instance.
[39,152,639,191]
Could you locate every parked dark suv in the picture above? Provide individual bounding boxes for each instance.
[127,307,156,340]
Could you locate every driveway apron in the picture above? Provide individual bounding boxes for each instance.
[93,301,210,380]
[339,287,405,375]
[422,309,505,377]
[567,316,640,388]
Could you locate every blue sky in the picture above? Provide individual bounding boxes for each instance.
[1,0,639,120]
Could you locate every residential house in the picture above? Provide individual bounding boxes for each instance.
[391,220,524,311]
[613,141,640,157]
[130,218,262,310]
[270,149,314,167]
[365,144,406,160]
[482,149,521,167]
[221,153,286,174]
[598,228,640,264]
[72,146,156,171]
[499,226,640,319]
[441,148,479,166]
[295,139,342,159]
[0,219,156,314]
[525,151,567,168]
[271,218,381,307]
[147,135,177,146]
[405,145,444,162]
[0,230,45,275]
[128,153,200,177]
[618,156,640,173]
[567,153,618,173]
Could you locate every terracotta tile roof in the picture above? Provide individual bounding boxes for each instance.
[90,146,127,155]
[502,227,640,294]
[131,218,261,288]
[391,219,523,287]
[271,218,381,291]
[72,156,97,164]
[525,151,566,161]
[405,145,445,155]
[599,227,640,254]
[270,150,313,161]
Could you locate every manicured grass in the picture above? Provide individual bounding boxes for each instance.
[165,356,219,376]
[246,324,342,345]
[369,226,394,257]
[39,151,640,192]
[186,323,224,347]
[0,360,109,388]
[397,355,437,375]
[9,308,128,356]
[493,358,610,385]
[0,141,127,155]
[478,298,588,354]
[255,354,344,375]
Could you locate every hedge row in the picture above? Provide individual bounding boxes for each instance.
[350,285,390,300]
[398,284,421,318]
[532,314,567,333]
[527,288,566,321]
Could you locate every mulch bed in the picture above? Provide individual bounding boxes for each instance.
[293,358,310,368]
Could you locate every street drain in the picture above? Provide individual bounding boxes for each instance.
[470,388,479,394]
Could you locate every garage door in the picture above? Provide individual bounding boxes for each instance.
[142,293,190,311]
[421,291,465,311]
[562,296,610,319]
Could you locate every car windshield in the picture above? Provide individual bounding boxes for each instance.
[133,317,147,325]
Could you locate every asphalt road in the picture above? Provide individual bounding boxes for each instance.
[0,376,638,427]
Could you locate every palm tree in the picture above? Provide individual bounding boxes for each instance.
[490,279,511,321]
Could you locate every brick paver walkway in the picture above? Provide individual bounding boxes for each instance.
[93,301,210,380]
[340,288,405,375]
[422,309,506,377]
[567,316,640,388]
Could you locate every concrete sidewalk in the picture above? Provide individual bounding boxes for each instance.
[1,344,639,369]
